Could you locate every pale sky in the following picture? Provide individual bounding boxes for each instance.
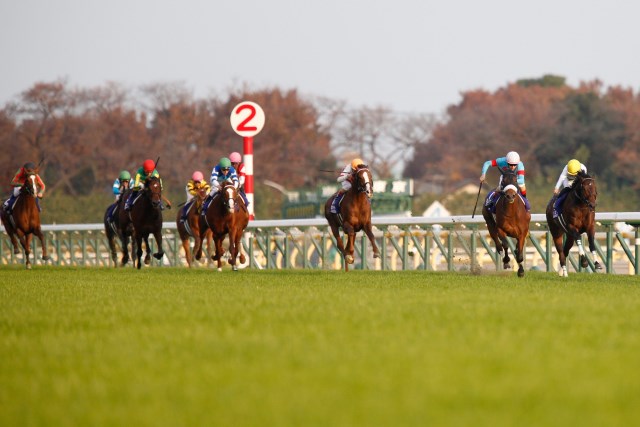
[1,0,639,114]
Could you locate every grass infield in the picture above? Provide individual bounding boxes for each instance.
[1,266,639,426]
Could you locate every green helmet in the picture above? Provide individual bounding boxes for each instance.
[119,170,131,181]
[219,157,231,169]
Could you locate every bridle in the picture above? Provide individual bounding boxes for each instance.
[354,167,373,198]
[145,177,163,209]
[572,177,597,211]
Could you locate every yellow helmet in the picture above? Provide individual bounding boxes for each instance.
[567,159,581,176]
[351,158,364,169]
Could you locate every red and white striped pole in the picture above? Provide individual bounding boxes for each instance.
[243,136,255,220]
[230,101,264,221]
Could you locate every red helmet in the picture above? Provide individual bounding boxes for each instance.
[143,159,155,173]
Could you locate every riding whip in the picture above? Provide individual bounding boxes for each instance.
[472,181,483,218]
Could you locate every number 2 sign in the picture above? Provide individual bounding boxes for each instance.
[230,101,265,137]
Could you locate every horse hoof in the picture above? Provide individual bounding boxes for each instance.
[345,255,354,264]
[26,264,32,270]
[517,267,525,277]
[13,249,20,255]
[233,265,238,272]
[153,252,163,260]
[239,254,246,264]
[373,252,380,258]
[503,263,511,270]
[42,255,50,261]
[594,262,603,271]
[217,267,222,272]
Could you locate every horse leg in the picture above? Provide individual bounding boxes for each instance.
[23,233,33,269]
[181,236,192,267]
[107,229,118,265]
[33,227,50,262]
[8,229,21,255]
[206,231,214,265]
[497,230,511,270]
[152,230,164,261]
[135,233,144,269]
[343,223,356,268]
[143,236,151,265]
[516,236,526,278]
[363,222,380,258]
[227,229,238,271]
[329,222,348,266]
[575,236,589,269]
[559,235,575,277]
[213,236,224,271]
[586,226,602,271]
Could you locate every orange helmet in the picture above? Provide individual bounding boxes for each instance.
[351,158,364,169]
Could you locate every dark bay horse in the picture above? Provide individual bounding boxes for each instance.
[324,166,380,272]
[177,187,213,267]
[104,193,134,266]
[119,177,165,269]
[0,173,50,269]
[482,171,531,277]
[545,171,601,277]
[199,181,249,271]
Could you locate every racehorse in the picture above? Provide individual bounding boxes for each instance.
[198,180,249,271]
[0,173,50,269]
[176,187,213,267]
[119,176,165,269]
[324,166,380,272]
[482,170,531,277]
[104,193,134,266]
[545,171,601,277]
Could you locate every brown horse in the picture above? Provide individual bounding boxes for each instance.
[119,176,165,269]
[0,173,50,269]
[324,166,380,271]
[482,170,531,277]
[199,181,249,271]
[545,171,601,277]
[176,187,213,267]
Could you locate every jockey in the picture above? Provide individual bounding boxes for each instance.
[112,170,133,202]
[124,159,163,211]
[229,151,250,206]
[203,157,239,213]
[330,158,365,214]
[2,162,45,214]
[479,151,530,211]
[181,171,211,222]
[552,159,587,218]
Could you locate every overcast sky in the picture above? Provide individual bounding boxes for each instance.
[1,0,639,114]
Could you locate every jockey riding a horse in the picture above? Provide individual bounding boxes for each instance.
[480,151,530,212]
[125,159,169,211]
[106,170,133,223]
[552,159,587,218]
[330,158,365,214]
[181,170,211,222]
[2,162,45,214]
[203,157,239,213]
[229,151,250,207]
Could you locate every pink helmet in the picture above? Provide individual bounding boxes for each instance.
[229,152,242,163]
[191,171,204,182]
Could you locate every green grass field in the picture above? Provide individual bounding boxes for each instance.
[1,267,639,427]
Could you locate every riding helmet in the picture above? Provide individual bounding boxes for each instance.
[567,159,581,176]
[119,170,131,181]
[143,159,155,173]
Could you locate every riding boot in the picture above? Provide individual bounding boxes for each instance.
[523,195,531,211]
[331,190,345,214]
[202,195,213,215]
[3,194,16,213]
[124,193,134,212]
[553,188,570,218]
[239,190,249,207]
[484,190,496,212]
[181,200,193,222]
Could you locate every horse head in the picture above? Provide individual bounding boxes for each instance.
[20,173,38,198]
[221,180,238,213]
[354,167,373,199]
[502,184,519,204]
[144,176,163,209]
[573,171,597,211]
